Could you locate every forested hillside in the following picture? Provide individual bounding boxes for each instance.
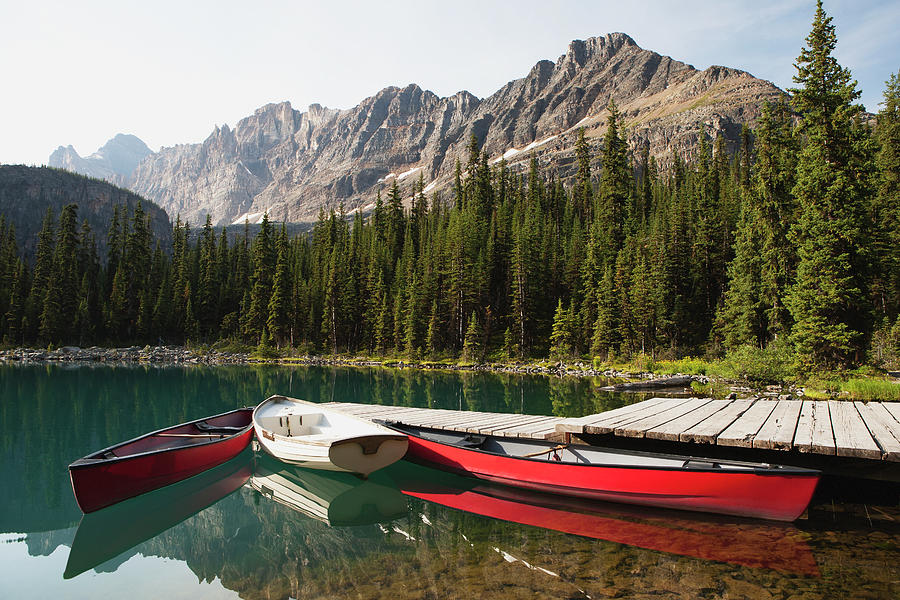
[1,3,897,373]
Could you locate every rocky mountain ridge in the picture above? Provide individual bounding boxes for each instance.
[48,134,152,181]
[54,33,786,226]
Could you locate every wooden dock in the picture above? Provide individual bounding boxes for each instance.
[321,402,565,441]
[325,397,900,463]
[558,397,900,462]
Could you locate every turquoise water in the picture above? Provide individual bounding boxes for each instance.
[0,363,897,599]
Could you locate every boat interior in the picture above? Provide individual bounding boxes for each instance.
[257,411,329,438]
[396,423,814,473]
[91,409,252,460]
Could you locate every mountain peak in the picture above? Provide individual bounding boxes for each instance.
[48,134,152,181]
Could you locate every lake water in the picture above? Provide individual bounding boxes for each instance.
[1,363,897,599]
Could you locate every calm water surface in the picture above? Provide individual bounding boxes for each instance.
[0,363,897,599]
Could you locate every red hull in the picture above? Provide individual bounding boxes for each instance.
[402,430,819,521]
[69,408,254,513]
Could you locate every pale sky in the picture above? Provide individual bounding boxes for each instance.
[1,0,898,166]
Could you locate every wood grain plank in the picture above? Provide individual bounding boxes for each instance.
[646,399,732,442]
[578,398,694,434]
[469,414,550,433]
[482,416,560,434]
[612,398,711,438]
[435,412,528,431]
[753,400,802,450]
[679,399,754,443]
[829,400,881,459]
[855,402,900,461]
[883,402,900,423]
[717,400,779,448]
[556,397,672,434]
[793,401,835,455]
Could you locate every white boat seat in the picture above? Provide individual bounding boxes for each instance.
[258,413,326,437]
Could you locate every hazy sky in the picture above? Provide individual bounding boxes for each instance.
[2,0,898,166]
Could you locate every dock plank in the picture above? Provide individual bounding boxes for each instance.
[481,416,559,434]
[614,398,711,438]
[717,400,777,448]
[473,415,553,434]
[829,401,881,459]
[754,400,802,450]
[463,413,539,432]
[576,397,691,434]
[647,399,733,442]
[883,403,900,424]
[854,402,900,461]
[679,399,754,443]
[794,401,835,455]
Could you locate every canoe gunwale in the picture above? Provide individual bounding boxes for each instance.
[68,407,254,470]
[385,423,820,477]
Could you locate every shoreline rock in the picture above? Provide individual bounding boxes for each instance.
[0,346,250,365]
[0,346,701,388]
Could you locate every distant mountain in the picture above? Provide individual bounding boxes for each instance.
[48,134,152,181]
[0,165,171,261]
[57,33,786,226]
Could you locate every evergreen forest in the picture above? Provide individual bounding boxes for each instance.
[1,2,898,374]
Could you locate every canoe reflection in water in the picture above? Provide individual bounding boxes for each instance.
[64,450,410,580]
[379,460,821,577]
[64,449,254,579]
[64,453,819,581]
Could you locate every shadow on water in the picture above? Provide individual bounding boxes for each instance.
[2,363,898,599]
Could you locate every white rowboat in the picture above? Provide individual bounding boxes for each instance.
[252,395,408,476]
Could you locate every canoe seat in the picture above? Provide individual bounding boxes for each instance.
[196,421,244,434]
[453,434,486,449]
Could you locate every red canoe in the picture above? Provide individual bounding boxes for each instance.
[386,423,820,521]
[393,472,819,575]
[69,407,254,513]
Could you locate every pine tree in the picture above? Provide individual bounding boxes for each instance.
[549,299,575,359]
[596,101,631,268]
[717,100,797,349]
[26,208,55,341]
[40,204,80,344]
[873,70,900,317]
[573,128,593,220]
[244,213,274,343]
[461,311,482,362]
[3,259,27,345]
[787,0,874,369]
[267,226,293,347]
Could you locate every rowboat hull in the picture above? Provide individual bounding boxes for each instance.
[253,396,408,476]
[69,407,254,513]
[390,424,820,521]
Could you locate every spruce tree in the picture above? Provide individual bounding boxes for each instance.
[873,71,900,317]
[40,204,80,344]
[461,311,482,362]
[787,0,874,369]
[244,213,275,343]
[267,227,293,347]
